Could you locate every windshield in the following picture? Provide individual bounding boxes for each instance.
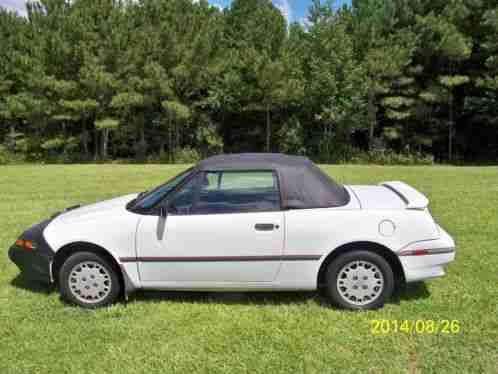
[130,167,193,210]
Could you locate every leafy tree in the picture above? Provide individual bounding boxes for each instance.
[161,100,191,162]
[304,1,367,160]
[416,11,472,160]
[224,0,286,58]
[351,0,418,149]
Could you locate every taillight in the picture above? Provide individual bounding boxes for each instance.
[399,248,454,256]
[400,249,429,256]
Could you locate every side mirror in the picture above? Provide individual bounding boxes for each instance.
[159,205,168,218]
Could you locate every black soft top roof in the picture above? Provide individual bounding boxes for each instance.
[195,153,350,209]
[197,153,310,170]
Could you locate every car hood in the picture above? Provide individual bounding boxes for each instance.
[347,185,407,210]
[54,193,139,223]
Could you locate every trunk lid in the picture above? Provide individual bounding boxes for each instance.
[348,181,429,210]
[381,181,429,210]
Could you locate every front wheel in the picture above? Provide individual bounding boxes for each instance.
[324,251,394,310]
[59,251,121,308]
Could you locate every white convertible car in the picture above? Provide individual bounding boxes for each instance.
[9,154,455,309]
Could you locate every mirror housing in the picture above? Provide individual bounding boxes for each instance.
[159,205,168,218]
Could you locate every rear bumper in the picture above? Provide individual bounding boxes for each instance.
[398,225,456,283]
[9,245,52,283]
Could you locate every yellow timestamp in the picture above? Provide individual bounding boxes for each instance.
[370,319,461,334]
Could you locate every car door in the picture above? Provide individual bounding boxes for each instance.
[135,170,284,283]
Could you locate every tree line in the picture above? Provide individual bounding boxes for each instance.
[1,0,497,164]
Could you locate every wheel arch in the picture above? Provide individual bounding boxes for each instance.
[317,241,405,289]
[52,241,125,294]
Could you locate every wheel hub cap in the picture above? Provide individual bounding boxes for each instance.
[336,260,384,306]
[68,261,112,304]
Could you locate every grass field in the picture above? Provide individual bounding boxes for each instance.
[1,164,497,374]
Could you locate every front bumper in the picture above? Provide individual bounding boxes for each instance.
[9,245,52,283]
[8,218,55,283]
[398,225,456,283]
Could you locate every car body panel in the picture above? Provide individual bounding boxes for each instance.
[44,194,140,265]
[398,225,456,282]
[134,211,285,283]
[282,206,441,288]
[53,194,138,223]
[381,181,429,209]
[348,185,406,209]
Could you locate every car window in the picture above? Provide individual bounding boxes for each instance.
[219,171,276,190]
[133,168,193,209]
[166,175,197,215]
[195,171,280,214]
[203,172,220,191]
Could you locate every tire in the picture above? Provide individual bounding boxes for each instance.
[324,250,394,310]
[59,251,121,308]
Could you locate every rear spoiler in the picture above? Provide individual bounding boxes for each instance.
[380,181,429,210]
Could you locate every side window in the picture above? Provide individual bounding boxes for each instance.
[166,175,197,215]
[220,172,276,190]
[195,171,280,214]
[203,172,220,191]
[135,168,192,209]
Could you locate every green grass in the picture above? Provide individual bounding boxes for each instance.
[1,164,497,374]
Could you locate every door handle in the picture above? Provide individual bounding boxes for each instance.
[255,223,279,231]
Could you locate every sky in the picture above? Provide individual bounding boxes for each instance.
[0,0,350,23]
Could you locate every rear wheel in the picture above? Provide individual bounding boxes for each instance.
[59,251,121,308]
[324,250,394,310]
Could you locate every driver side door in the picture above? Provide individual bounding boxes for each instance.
[135,170,284,284]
